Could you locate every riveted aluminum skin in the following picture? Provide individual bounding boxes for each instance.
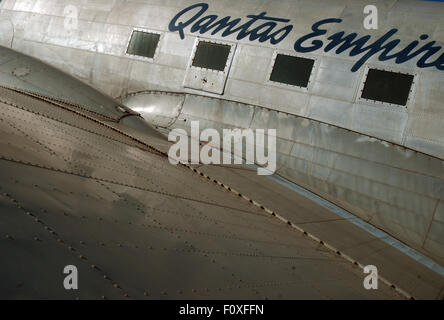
[0,84,412,300]
[122,91,444,265]
[2,0,443,158]
[1,0,444,299]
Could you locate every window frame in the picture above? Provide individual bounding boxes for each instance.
[125,28,163,62]
[186,38,236,75]
[266,50,318,92]
[356,65,417,108]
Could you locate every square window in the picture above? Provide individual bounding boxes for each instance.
[270,54,315,88]
[127,31,160,59]
[361,69,414,106]
[192,41,231,71]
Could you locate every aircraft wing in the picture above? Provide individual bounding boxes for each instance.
[0,46,442,300]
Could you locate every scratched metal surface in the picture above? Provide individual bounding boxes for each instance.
[1,0,443,158]
[123,91,444,266]
[189,163,444,300]
[0,85,403,300]
[0,46,137,121]
[1,0,443,268]
[0,0,442,300]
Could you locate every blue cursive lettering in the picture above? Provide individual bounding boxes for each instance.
[169,3,293,45]
[294,18,342,53]
[170,3,444,73]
